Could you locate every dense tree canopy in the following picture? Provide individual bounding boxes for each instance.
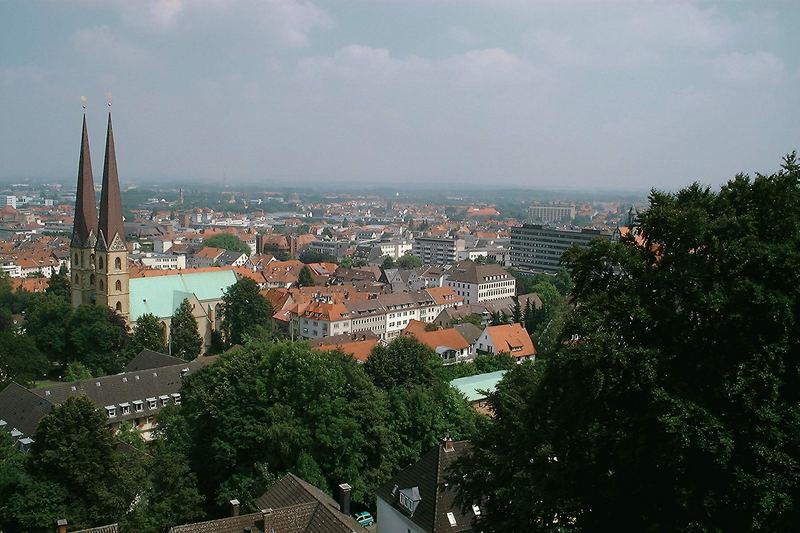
[68,305,129,375]
[128,312,168,358]
[456,153,800,531]
[200,234,251,256]
[297,265,314,287]
[181,341,396,511]
[170,299,203,361]
[397,254,423,269]
[221,278,272,346]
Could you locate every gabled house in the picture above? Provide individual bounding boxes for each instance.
[476,323,536,362]
[376,439,479,533]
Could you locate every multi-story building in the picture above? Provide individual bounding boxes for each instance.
[412,236,465,265]
[444,261,515,305]
[290,288,462,341]
[527,204,576,224]
[133,252,186,270]
[510,224,613,274]
[1,196,17,209]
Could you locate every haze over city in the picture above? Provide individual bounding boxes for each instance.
[2,0,799,189]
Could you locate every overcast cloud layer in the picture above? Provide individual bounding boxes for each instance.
[1,1,799,190]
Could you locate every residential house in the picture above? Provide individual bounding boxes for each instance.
[311,332,381,363]
[401,320,473,364]
[376,439,479,533]
[475,323,536,362]
[444,261,515,305]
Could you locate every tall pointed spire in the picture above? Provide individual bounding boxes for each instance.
[72,114,97,247]
[97,112,126,250]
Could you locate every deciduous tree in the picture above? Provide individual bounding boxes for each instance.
[221,278,272,346]
[170,299,203,361]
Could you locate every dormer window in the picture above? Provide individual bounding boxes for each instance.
[120,402,130,415]
[159,395,170,407]
[133,400,144,412]
[171,393,181,405]
[398,487,421,515]
[105,406,116,418]
[147,397,157,410]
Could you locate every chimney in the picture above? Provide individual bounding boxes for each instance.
[229,499,240,517]
[338,483,352,516]
[443,437,455,452]
[261,508,273,531]
[56,519,68,533]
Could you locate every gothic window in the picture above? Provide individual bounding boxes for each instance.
[99,279,104,291]
[115,257,122,270]
[98,257,104,270]
[115,301,122,312]
[74,273,79,283]
[90,274,95,285]
[115,280,122,291]
[74,253,79,267]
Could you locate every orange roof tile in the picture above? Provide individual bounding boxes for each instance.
[485,323,536,359]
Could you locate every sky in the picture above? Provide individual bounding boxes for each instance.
[1,1,799,190]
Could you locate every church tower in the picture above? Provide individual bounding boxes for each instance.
[70,114,98,308]
[94,112,130,321]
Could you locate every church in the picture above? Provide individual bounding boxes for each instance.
[69,112,235,350]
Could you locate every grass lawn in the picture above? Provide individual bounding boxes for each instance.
[31,379,62,389]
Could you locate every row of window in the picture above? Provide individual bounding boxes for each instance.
[104,393,180,418]
[74,253,124,271]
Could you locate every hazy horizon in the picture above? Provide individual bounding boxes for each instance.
[2,1,799,189]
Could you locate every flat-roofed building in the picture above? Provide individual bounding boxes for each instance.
[510,224,613,274]
[528,204,575,223]
[412,236,465,265]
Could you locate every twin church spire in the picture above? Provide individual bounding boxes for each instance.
[70,111,130,320]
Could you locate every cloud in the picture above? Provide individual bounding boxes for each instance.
[712,51,786,86]
[71,26,151,65]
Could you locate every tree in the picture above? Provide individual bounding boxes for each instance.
[25,292,72,367]
[455,153,800,532]
[338,256,353,269]
[489,311,507,325]
[397,254,423,269]
[511,297,522,324]
[68,305,129,375]
[297,265,314,287]
[221,278,273,346]
[181,341,396,512]
[63,361,93,382]
[128,312,168,357]
[26,396,145,529]
[0,330,47,387]
[201,234,251,256]
[552,268,574,297]
[382,256,395,269]
[366,337,481,466]
[45,263,71,303]
[170,299,203,360]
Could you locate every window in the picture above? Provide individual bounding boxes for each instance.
[98,256,104,270]
[74,253,79,266]
[115,257,121,270]
[133,400,144,412]
[120,403,130,415]
[147,398,157,410]
[115,301,122,312]
[99,279,104,291]
[160,395,170,407]
[115,280,122,291]
[171,393,181,405]
[105,406,116,418]
[447,512,457,526]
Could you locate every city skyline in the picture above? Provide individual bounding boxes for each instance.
[2,1,799,189]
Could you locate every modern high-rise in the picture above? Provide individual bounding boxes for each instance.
[527,204,576,224]
[412,236,465,265]
[510,224,612,273]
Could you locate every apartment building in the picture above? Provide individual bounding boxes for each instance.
[528,204,576,223]
[510,224,613,274]
[444,261,516,305]
[412,236,466,265]
[291,288,462,341]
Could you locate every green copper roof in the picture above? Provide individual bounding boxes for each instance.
[129,270,238,321]
[449,370,507,402]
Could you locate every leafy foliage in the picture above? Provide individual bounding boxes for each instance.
[67,305,130,375]
[201,234,251,256]
[298,249,337,264]
[221,278,272,346]
[170,299,203,360]
[456,153,800,531]
[128,312,168,357]
[181,341,396,511]
[397,254,423,269]
[0,330,47,387]
[297,265,314,287]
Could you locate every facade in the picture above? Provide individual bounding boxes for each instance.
[444,261,515,305]
[290,288,461,342]
[527,204,576,223]
[134,251,186,270]
[69,113,130,320]
[1,195,17,209]
[412,236,465,265]
[476,323,536,362]
[510,224,613,274]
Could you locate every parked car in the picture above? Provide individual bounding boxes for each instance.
[354,511,374,527]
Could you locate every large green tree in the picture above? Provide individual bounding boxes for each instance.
[25,292,72,367]
[170,299,203,361]
[0,330,47,387]
[221,278,272,346]
[128,312,168,357]
[181,341,396,512]
[67,305,129,375]
[15,397,146,530]
[297,265,314,287]
[201,234,251,256]
[456,153,800,531]
[397,254,423,269]
[45,264,71,303]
